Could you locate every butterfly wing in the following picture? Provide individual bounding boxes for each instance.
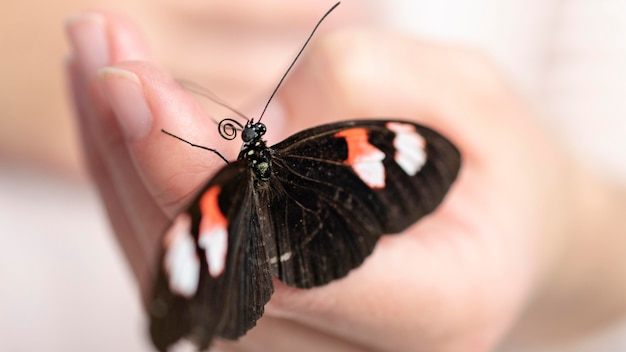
[149,160,274,350]
[148,119,460,348]
[264,119,461,288]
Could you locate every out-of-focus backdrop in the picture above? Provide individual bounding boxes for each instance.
[1,0,625,351]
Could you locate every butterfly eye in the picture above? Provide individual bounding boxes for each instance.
[256,123,267,136]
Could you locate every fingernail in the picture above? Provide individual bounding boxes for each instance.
[99,67,152,140]
[65,13,109,78]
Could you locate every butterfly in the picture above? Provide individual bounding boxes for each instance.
[147,3,461,352]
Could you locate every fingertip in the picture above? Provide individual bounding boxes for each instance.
[103,11,153,62]
[65,10,152,79]
[65,12,109,78]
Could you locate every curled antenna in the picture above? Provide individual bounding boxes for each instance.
[177,78,249,122]
[161,129,229,164]
[258,2,340,122]
[163,3,340,162]
[218,118,245,140]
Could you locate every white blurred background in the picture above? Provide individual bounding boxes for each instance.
[1,0,625,351]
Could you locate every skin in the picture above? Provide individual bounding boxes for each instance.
[66,11,626,352]
[0,0,363,176]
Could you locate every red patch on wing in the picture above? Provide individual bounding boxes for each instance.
[199,186,227,233]
[335,128,377,164]
[335,128,386,188]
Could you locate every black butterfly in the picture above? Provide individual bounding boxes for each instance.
[147,3,461,352]
[149,118,461,350]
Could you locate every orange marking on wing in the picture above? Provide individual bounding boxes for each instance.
[335,127,386,188]
[198,186,230,278]
[199,186,227,233]
[335,128,378,165]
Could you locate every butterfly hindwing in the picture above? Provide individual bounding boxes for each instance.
[149,160,273,351]
[266,119,461,288]
[255,170,384,288]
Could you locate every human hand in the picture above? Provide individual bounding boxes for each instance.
[66,12,578,352]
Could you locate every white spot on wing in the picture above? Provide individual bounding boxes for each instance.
[270,252,293,265]
[336,128,387,189]
[387,122,426,176]
[167,338,197,352]
[280,252,292,262]
[163,213,199,297]
[353,152,386,188]
[198,226,228,278]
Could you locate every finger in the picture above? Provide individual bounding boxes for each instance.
[67,56,152,291]
[66,12,151,79]
[97,61,237,217]
[66,12,164,298]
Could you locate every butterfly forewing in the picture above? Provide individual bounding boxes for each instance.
[150,160,273,351]
[268,120,461,287]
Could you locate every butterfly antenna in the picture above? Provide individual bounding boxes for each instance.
[161,129,229,164]
[257,1,340,122]
[177,78,249,123]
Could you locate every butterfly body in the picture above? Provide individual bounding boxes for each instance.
[238,121,272,181]
[150,119,461,351]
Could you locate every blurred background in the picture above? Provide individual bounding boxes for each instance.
[1,0,625,351]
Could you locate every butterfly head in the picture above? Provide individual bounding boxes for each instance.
[242,121,267,143]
